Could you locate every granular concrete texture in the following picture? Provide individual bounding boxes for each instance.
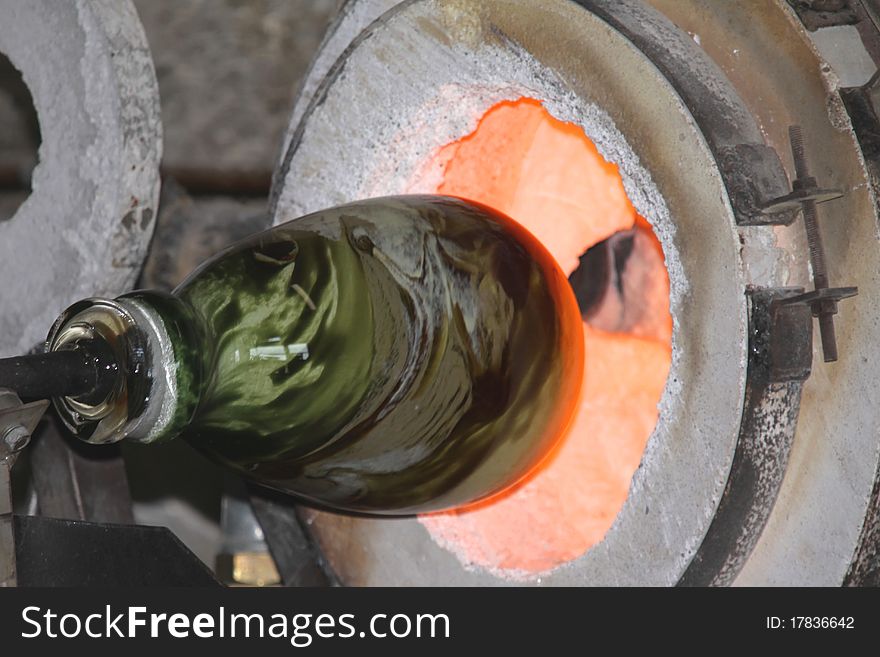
[133,0,338,177]
[0,0,162,357]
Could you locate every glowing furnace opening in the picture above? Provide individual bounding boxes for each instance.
[418,98,673,578]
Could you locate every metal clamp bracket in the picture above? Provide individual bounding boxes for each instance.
[680,287,813,586]
[761,125,859,362]
[0,389,49,588]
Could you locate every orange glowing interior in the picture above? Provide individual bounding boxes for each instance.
[417,98,673,577]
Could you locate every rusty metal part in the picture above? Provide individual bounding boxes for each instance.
[759,125,860,362]
[779,125,858,361]
[680,288,813,586]
[717,144,803,227]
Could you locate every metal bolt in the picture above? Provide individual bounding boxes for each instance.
[2,425,30,453]
[788,125,840,362]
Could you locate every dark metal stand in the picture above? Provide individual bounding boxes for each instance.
[14,515,219,587]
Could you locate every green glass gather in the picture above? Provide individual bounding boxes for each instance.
[48,196,584,514]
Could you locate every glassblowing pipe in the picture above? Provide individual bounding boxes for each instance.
[0,340,117,404]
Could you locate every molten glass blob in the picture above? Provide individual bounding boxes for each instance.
[416,98,673,577]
